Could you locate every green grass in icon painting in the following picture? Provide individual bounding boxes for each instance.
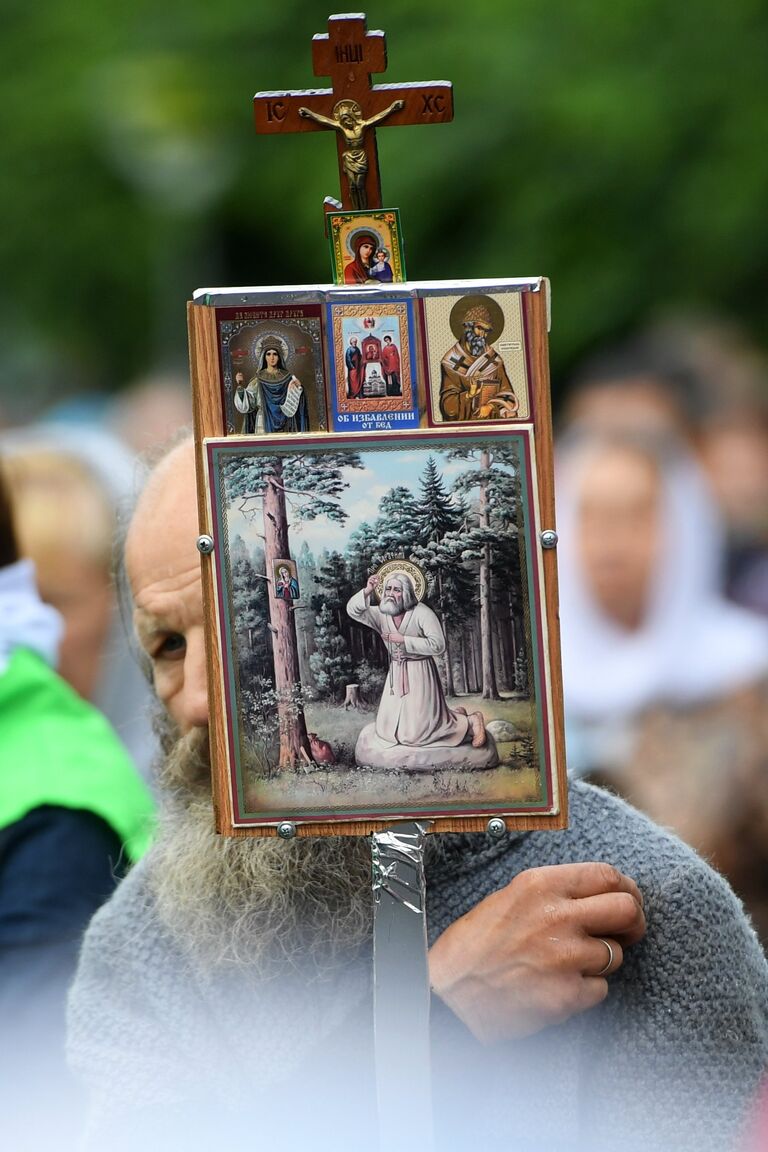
[241,693,540,815]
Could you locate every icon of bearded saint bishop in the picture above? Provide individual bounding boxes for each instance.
[347,567,497,769]
[439,304,519,422]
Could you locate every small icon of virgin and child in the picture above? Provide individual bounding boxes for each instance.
[234,333,310,434]
[347,560,499,770]
[343,227,395,285]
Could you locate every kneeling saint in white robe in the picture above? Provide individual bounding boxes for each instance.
[347,574,473,748]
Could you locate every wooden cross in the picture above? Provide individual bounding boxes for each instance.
[253,12,453,211]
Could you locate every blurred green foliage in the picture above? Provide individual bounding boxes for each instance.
[1,0,767,414]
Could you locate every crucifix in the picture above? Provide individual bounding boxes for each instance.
[253,12,454,211]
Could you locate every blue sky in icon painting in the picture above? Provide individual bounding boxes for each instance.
[228,447,515,557]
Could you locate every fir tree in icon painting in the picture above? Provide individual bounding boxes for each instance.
[222,449,364,768]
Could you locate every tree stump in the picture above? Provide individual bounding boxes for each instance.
[344,683,362,710]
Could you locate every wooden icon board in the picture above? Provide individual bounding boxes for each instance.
[188,277,566,836]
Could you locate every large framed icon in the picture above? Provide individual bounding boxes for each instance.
[200,424,563,834]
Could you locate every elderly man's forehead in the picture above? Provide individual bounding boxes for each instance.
[126,440,200,589]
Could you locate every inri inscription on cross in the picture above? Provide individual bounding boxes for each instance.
[253,12,454,211]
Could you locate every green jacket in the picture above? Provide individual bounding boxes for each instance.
[0,647,155,861]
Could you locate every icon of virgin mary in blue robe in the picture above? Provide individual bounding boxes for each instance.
[233,343,310,434]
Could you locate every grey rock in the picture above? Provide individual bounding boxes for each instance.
[485,719,518,742]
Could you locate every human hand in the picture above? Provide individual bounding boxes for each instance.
[364,574,379,598]
[428,862,646,1045]
[385,632,405,644]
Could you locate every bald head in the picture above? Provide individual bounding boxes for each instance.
[127,438,209,732]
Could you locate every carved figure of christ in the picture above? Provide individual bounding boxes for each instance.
[297,99,404,209]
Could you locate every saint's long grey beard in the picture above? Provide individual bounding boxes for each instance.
[148,723,373,978]
[464,324,487,358]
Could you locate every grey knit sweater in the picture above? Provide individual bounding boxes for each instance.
[68,782,768,1152]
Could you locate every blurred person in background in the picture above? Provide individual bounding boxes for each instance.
[556,425,768,943]
[0,459,155,1148]
[566,318,768,618]
[697,408,768,616]
[560,360,691,442]
[1,423,159,780]
[107,371,193,455]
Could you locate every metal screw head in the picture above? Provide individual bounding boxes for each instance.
[276,821,296,840]
[487,817,507,839]
[196,534,215,555]
[540,530,558,550]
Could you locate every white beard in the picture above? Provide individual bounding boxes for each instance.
[379,596,402,616]
[148,728,373,977]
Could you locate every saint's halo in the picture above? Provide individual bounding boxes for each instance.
[448,293,506,343]
[373,559,427,603]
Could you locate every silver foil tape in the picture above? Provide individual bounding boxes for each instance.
[372,821,435,1148]
[371,821,431,914]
